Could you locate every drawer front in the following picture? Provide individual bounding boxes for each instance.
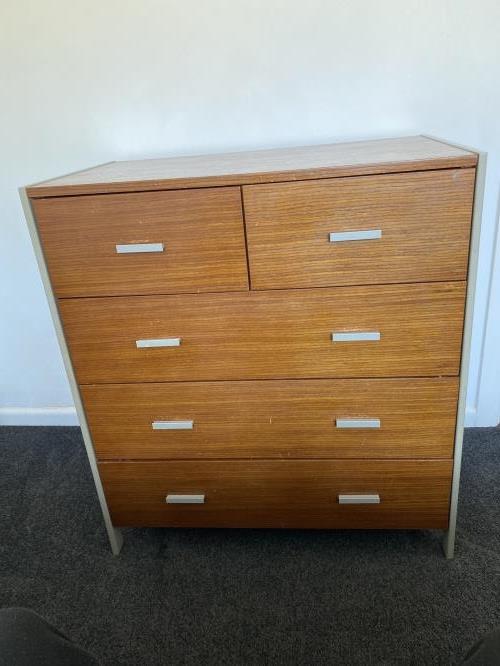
[60,282,465,383]
[99,459,452,528]
[33,187,248,297]
[83,378,458,460]
[243,169,474,290]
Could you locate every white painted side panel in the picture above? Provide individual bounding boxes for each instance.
[443,151,487,558]
[19,189,123,555]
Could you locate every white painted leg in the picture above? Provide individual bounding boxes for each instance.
[442,528,455,559]
[108,527,124,556]
[421,146,487,561]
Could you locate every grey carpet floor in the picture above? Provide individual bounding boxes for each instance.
[0,427,499,666]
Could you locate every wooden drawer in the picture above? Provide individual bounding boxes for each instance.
[99,459,453,528]
[33,187,248,297]
[60,281,465,383]
[243,169,474,290]
[83,378,458,460]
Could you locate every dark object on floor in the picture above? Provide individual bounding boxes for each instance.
[462,626,500,665]
[0,608,98,665]
[0,426,499,665]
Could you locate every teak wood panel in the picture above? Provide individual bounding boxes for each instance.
[99,459,453,528]
[83,378,458,460]
[244,169,474,289]
[27,136,477,198]
[32,187,248,297]
[59,282,466,384]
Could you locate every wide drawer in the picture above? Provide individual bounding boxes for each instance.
[83,378,458,460]
[60,282,465,383]
[33,187,248,297]
[243,169,474,290]
[99,459,453,528]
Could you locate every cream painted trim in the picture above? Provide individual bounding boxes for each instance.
[439,147,486,559]
[19,188,123,556]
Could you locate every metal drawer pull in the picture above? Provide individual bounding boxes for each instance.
[115,242,164,254]
[152,420,194,430]
[329,229,382,243]
[338,494,380,504]
[336,418,381,429]
[331,331,380,342]
[166,494,205,504]
[136,338,181,348]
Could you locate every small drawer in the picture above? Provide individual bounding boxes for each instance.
[32,187,248,297]
[243,169,474,290]
[98,459,453,529]
[60,281,465,383]
[82,377,458,460]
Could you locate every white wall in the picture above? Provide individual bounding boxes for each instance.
[1,0,499,426]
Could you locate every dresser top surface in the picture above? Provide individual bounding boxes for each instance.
[27,135,477,198]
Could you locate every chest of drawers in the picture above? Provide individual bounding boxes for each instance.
[21,136,484,557]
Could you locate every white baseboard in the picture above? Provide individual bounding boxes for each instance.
[464,406,477,427]
[0,407,79,426]
[0,404,490,428]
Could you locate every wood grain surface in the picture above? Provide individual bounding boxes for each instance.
[59,282,466,384]
[33,187,248,297]
[244,169,474,289]
[25,134,478,538]
[83,377,458,460]
[98,458,453,528]
[27,136,477,198]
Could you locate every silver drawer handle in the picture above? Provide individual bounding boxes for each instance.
[136,338,181,348]
[336,418,381,429]
[329,229,382,243]
[166,494,205,504]
[331,331,380,342]
[338,494,380,504]
[116,242,164,254]
[152,420,194,430]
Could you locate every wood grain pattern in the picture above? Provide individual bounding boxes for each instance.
[244,169,474,289]
[82,377,458,460]
[98,459,452,528]
[27,136,477,198]
[24,135,480,540]
[33,187,248,297]
[59,282,465,384]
